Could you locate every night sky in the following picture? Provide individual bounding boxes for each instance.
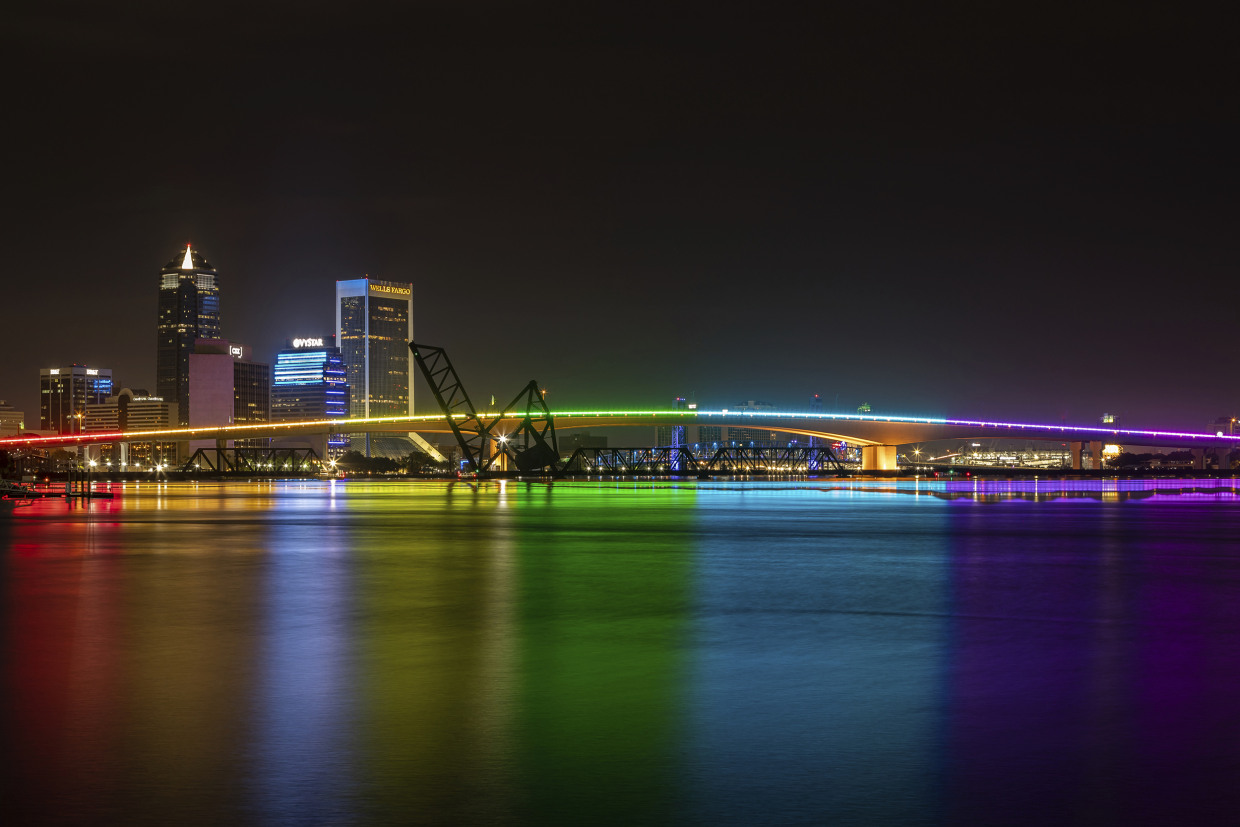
[4,4,1236,429]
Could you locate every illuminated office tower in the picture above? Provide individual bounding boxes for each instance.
[156,244,221,426]
[40,365,113,433]
[272,338,350,456]
[336,277,413,453]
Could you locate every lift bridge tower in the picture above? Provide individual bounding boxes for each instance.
[409,342,560,475]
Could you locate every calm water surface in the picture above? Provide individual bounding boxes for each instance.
[3,478,1240,826]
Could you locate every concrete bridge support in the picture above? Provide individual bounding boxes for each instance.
[1070,441,1104,471]
[860,445,898,472]
[1192,448,1207,471]
[1218,448,1232,471]
[409,432,447,463]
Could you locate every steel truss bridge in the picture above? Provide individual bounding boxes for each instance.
[4,341,1239,473]
[184,447,322,474]
[561,445,847,475]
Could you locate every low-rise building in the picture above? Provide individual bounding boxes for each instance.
[0,401,25,435]
[84,389,180,467]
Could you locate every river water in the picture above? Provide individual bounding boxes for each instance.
[3,478,1240,826]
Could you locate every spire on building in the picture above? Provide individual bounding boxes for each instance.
[157,243,221,426]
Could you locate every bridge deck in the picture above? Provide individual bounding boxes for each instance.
[2,411,1236,452]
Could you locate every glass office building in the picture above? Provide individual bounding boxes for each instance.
[336,277,413,419]
[336,278,413,454]
[272,340,350,454]
[40,365,113,433]
[157,244,221,426]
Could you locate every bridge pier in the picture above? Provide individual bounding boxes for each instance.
[860,445,898,472]
[1069,441,1104,471]
[1218,448,1232,472]
[1192,448,1207,471]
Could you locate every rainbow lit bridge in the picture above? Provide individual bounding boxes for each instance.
[3,410,1238,471]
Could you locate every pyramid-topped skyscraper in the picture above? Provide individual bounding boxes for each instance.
[156,244,221,426]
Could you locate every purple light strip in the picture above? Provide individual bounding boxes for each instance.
[940,417,1240,441]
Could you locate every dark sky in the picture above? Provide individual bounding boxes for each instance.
[4,3,1236,429]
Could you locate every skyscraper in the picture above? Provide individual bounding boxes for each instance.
[157,244,221,426]
[336,277,415,456]
[187,339,270,447]
[272,338,350,456]
[336,277,413,417]
[40,365,113,433]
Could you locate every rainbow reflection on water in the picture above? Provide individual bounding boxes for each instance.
[3,479,1240,825]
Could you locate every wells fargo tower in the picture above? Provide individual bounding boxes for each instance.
[156,244,221,426]
[335,276,413,420]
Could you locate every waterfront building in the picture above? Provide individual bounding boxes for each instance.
[85,389,179,432]
[40,365,113,433]
[157,244,222,425]
[1206,415,1234,435]
[0,401,26,435]
[336,276,414,454]
[725,399,780,446]
[188,339,270,446]
[84,389,180,467]
[272,337,350,456]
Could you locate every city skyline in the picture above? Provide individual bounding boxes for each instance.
[3,7,1236,429]
[4,212,1235,436]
